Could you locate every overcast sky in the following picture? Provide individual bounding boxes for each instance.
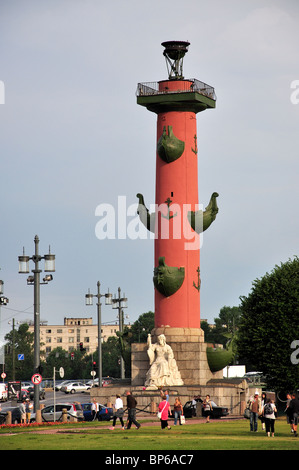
[0,0,298,339]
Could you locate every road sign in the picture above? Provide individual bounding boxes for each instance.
[18,354,24,361]
[90,370,96,377]
[59,367,64,378]
[31,373,42,385]
[1,372,6,379]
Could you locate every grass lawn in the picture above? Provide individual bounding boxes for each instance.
[0,418,298,451]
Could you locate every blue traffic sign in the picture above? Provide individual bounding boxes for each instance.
[18,354,24,361]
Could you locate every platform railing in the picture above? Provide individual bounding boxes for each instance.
[136,79,216,101]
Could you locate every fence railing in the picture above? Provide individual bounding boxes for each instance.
[136,79,216,101]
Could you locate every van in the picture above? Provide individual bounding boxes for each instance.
[0,383,7,401]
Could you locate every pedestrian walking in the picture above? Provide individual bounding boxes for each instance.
[248,392,262,432]
[260,392,267,431]
[285,393,294,433]
[91,398,98,421]
[158,394,171,430]
[262,398,277,437]
[126,390,141,430]
[19,399,26,424]
[173,397,183,425]
[288,392,299,437]
[110,394,124,430]
[203,395,213,423]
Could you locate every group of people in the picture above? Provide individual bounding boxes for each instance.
[157,390,184,430]
[109,391,141,430]
[248,391,299,437]
[19,398,33,424]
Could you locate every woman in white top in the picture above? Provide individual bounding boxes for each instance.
[111,394,124,430]
[262,398,277,437]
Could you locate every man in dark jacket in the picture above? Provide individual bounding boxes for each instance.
[126,390,141,430]
[289,392,299,437]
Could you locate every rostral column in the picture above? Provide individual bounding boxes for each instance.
[136,41,219,331]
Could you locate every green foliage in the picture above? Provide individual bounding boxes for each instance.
[201,306,241,347]
[237,257,299,391]
[4,323,34,381]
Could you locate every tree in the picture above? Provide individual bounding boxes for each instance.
[129,311,155,343]
[201,306,241,346]
[4,323,34,381]
[237,257,299,392]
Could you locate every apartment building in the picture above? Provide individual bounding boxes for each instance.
[28,317,127,356]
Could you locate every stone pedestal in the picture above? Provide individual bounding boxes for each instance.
[131,327,223,387]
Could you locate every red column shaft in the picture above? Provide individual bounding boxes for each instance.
[154,82,201,328]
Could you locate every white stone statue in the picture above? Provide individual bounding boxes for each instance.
[144,334,184,389]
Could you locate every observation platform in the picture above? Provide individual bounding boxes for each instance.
[136,78,216,114]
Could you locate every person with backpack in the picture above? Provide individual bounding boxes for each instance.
[262,398,277,437]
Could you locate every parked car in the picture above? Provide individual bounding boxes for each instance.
[34,403,84,422]
[27,386,46,400]
[81,402,113,421]
[183,400,229,419]
[21,381,33,390]
[61,382,91,394]
[86,378,111,387]
[55,380,72,391]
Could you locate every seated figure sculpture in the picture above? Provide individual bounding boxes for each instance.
[144,334,184,389]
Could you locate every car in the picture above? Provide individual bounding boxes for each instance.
[27,386,46,400]
[60,382,91,394]
[183,400,229,419]
[81,402,113,421]
[21,381,33,390]
[86,378,111,387]
[55,380,72,391]
[35,403,84,422]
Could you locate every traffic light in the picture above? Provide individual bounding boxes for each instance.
[79,342,85,352]
[92,361,97,371]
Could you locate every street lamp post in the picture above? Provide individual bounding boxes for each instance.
[0,279,9,375]
[85,282,112,388]
[18,235,55,412]
[7,319,20,381]
[110,287,128,380]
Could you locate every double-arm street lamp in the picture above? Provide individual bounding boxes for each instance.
[18,235,55,411]
[85,284,128,383]
[85,282,112,388]
[110,287,128,380]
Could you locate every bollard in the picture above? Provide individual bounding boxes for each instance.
[62,408,68,423]
[36,409,42,423]
[150,400,157,415]
[6,411,11,425]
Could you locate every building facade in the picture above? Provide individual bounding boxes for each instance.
[28,317,128,356]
